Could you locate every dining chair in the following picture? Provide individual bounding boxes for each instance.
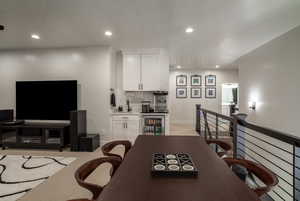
[224,158,278,197]
[101,140,132,160]
[74,156,122,201]
[206,139,232,158]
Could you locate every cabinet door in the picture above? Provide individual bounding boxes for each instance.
[123,54,141,91]
[112,120,127,140]
[125,120,140,142]
[141,54,160,91]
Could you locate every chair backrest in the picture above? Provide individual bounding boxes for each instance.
[75,157,122,200]
[206,139,232,157]
[101,140,132,160]
[224,158,279,197]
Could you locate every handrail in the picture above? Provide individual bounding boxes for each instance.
[236,116,300,147]
[196,104,300,201]
[201,108,234,122]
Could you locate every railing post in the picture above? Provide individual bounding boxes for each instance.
[216,114,219,139]
[232,115,238,159]
[293,144,300,201]
[196,104,201,135]
[203,112,212,139]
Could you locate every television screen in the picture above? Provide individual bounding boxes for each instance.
[16,80,77,120]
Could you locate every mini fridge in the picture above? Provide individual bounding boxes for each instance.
[142,115,165,136]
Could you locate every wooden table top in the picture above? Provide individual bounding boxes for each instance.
[97,136,260,201]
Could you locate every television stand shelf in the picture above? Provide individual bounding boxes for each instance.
[0,122,70,152]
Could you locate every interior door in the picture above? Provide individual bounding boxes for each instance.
[123,54,141,91]
[141,54,160,91]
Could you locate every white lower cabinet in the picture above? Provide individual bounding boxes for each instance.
[111,115,141,143]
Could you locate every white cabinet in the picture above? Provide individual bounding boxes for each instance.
[141,54,160,91]
[123,54,141,91]
[122,49,169,91]
[111,115,141,143]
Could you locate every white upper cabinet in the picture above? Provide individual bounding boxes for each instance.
[123,54,141,91]
[141,54,160,91]
[122,49,169,91]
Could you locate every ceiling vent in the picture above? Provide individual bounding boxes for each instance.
[0,25,4,31]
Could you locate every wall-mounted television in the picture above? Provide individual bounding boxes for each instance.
[16,80,77,120]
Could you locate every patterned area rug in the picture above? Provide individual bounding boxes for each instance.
[0,155,76,201]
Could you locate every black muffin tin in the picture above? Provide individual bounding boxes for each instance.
[151,153,198,177]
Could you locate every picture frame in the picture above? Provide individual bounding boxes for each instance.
[191,75,202,86]
[205,87,216,99]
[176,75,187,86]
[205,75,216,86]
[191,88,202,98]
[176,88,187,98]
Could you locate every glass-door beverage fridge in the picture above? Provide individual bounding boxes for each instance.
[142,115,165,136]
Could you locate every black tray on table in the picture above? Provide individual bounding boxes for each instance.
[151,153,198,177]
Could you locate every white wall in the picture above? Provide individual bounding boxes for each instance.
[0,46,113,142]
[238,26,300,135]
[169,69,238,125]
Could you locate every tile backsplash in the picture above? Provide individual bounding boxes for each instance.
[113,90,155,112]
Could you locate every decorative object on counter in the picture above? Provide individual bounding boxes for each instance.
[117,106,123,112]
[126,99,132,112]
[205,75,216,86]
[176,75,187,86]
[151,153,198,177]
[205,87,216,98]
[176,88,187,98]
[191,88,202,98]
[142,101,152,113]
[110,88,116,107]
[191,75,202,86]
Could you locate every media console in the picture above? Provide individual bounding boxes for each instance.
[0,122,70,151]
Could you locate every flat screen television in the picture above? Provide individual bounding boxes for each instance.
[16,80,77,120]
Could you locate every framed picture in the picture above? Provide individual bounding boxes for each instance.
[191,75,202,86]
[176,75,187,86]
[176,88,187,98]
[191,88,202,98]
[205,87,216,99]
[205,75,216,86]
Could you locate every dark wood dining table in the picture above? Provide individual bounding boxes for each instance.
[97,135,260,201]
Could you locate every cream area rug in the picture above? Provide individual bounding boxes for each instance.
[0,155,76,201]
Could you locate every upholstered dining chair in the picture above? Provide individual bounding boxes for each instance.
[74,156,122,201]
[206,139,232,158]
[223,158,278,197]
[101,140,132,160]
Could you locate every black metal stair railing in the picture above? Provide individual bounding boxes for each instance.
[195,104,300,201]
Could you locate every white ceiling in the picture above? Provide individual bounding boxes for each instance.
[1,0,300,69]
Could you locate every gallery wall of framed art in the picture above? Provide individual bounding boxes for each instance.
[175,74,216,99]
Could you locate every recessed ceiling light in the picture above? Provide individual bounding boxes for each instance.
[185,27,194,33]
[31,34,40,40]
[176,65,182,69]
[105,31,112,36]
[216,65,220,68]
